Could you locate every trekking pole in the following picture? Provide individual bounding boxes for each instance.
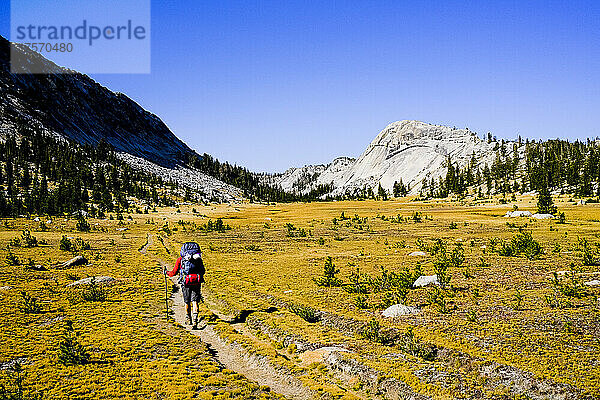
[163,265,169,321]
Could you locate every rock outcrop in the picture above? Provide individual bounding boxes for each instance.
[270,120,497,196]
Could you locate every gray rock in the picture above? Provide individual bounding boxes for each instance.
[413,274,439,288]
[382,304,420,317]
[67,276,115,287]
[504,210,533,218]
[267,120,500,197]
[531,213,554,219]
[56,255,88,269]
[25,264,47,271]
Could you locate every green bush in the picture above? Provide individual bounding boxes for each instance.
[580,239,600,266]
[513,288,524,310]
[81,277,107,302]
[427,287,452,314]
[200,218,231,233]
[498,231,542,260]
[431,240,464,288]
[354,294,369,309]
[59,236,89,253]
[397,327,437,361]
[360,319,390,344]
[59,236,73,252]
[5,251,19,266]
[0,362,44,400]
[343,268,369,294]
[57,320,90,366]
[380,288,408,308]
[19,291,42,314]
[38,221,49,232]
[313,257,343,287]
[551,271,587,299]
[411,211,423,223]
[289,304,320,323]
[10,231,38,248]
[75,216,90,232]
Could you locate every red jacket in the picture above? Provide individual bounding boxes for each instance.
[166,257,182,277]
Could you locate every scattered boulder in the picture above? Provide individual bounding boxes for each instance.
[67,276,115,287]
[504,210,532,218]
[0,358,28,370]
[33,217,40,222]
[409,251,427,256]
[413,274,439,288]
[25,264,47,271]
[382,304,420,317]
[584,280,600,287]
[56,255,88,269]
[0,286,12,291]
[532,213,554,219]
[577,199,586,205]
[116,228,128,231]
[299,346,350,367]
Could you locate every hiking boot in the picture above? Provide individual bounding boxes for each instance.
[192,313,199,330]
[185,314,193,325]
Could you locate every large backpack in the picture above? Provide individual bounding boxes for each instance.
[180,242,205,286]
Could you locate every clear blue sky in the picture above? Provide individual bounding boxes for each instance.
[1,1,599,172]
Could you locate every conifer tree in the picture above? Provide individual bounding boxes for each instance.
[537,185,557,215]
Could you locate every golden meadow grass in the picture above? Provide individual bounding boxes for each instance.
[1,194,599,398]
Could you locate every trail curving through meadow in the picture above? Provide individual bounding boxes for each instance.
[139,234,314,400]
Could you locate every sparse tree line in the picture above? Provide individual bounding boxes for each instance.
[0,127,190,217]
[2,125,600,214]
[186,152,333,203]
[320,137,600,201]
[423,138,600,199]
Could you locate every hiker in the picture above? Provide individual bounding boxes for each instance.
[165,242,205,329]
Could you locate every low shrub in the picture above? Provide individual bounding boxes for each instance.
[313,257,343,287]
[498,231,542,260]
[10,231,38,248]
[75,216,91,232]
[57,320,90,366]
[5,251,19,266]
[427,287,452,314]
[81,277,107,302]
[360,319,390,344]
[19,291,42,314]
[0,362,44,400]
[354,294,369,309]
[397,327,437,361]
[289,304,320,323]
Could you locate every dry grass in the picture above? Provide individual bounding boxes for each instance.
[1,194,599,398]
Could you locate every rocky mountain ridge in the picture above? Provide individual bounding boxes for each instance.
[0,35,242,201]
[270,120,499,196]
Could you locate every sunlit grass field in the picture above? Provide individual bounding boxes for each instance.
[1,194,599,399]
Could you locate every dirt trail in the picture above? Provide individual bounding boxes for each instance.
[140,234,313,400]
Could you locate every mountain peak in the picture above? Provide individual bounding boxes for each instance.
[0,35,193,168]
[272,120,495,196]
